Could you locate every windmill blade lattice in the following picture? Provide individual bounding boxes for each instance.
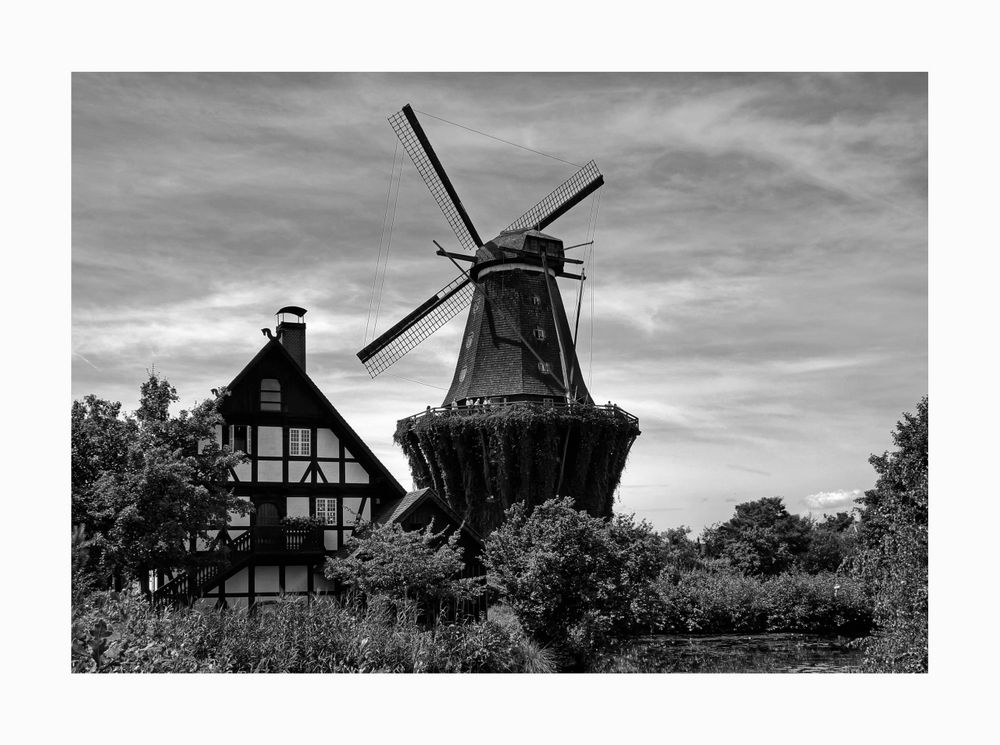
[389,106,483,252]
[504,160,604,233]
[358,274,474,378]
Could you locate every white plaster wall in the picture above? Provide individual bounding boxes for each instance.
[361,499,371,522]
[323,531,339,551]
[342,497,363,524]
[285,566,308,593]
[287,460,309,483]
[227,598,248,610]
[226,568,248,594]
[257,460,283,482]
[257,426,283,456]
[233,461,252,482]
[344,462,369,484]
[255,565,280,593]
[286,497,310,518]
[317,462,340,484]
[316,428,339,457]
[344,447,355,459]
[342,528,353,544]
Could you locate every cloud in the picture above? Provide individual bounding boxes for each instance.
[802,489,863,511]
[71,73,926,533]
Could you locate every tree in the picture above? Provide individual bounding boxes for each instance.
[485,498,667,667]
[323,522,482,621]
[701,497,812,576]
[797,512,858,574]
[71,373,246,594]
[658,526,702,572]
[856,396,928,672]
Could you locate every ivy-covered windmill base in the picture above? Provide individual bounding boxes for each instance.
[394,403,640,536]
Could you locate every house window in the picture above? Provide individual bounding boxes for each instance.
[289,428,311,456]
[231,424,252,454]
[315,498,337,525]
[260,379,281,411]
[532,327,546,341]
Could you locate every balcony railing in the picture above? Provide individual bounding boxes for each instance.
[402,399,639,426]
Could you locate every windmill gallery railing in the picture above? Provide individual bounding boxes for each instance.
[402,399,639,427]
[152,526,324,605]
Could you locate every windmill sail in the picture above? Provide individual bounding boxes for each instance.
[504,160,604,233]
[389,105,483,252]
[358,274,474,378]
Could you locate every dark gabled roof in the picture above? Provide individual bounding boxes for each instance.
[374,488,432,526]
[223,337,406,497]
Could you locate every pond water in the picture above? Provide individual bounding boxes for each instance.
[595,633,865,673]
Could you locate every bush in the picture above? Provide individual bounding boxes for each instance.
[71,590,553,673]
[324,521,483,624]
[484,498,667,668]
[653,569,872,636]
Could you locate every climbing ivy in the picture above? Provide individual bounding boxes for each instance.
[394,404,640,535]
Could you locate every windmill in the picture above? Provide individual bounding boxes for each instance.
[358,104,639,534]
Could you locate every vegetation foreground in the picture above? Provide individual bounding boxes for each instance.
[72,379,927,673]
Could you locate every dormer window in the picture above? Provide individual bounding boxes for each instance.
[532,328,546,341]
[538,361,552,374]
[531,295,542,306]
[260,379,281,411]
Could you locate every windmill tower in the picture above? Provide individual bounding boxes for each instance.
[358,105,640,534]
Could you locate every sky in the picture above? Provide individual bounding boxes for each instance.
[71,72,927,533]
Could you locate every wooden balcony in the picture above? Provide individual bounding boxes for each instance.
[223,525,325,554]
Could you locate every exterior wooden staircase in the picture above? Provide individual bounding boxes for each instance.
[152,526,324,607]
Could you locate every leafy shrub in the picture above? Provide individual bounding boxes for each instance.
[324,522,483,626]
[485,498,667,668]
[653,569,871,635]
[762,573,870,634]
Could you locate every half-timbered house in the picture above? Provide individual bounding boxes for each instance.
[154,307,484,609]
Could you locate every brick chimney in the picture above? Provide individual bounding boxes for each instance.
[275,306,307,371]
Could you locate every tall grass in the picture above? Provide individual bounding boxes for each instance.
[71,590,555,673]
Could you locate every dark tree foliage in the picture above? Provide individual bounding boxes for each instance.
[857,396,928,672]
[797,512,859,574]
[485,498,667,668]
[701,497,813,576]
[71,373,245,592]
[658,526,703,573]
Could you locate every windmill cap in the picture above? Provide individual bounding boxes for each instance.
[276,306,307,318]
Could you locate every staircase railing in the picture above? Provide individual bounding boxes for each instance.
[152,526,324,606]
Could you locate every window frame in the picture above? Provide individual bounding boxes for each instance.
[314,497,338,526]
[288,427,311,457]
